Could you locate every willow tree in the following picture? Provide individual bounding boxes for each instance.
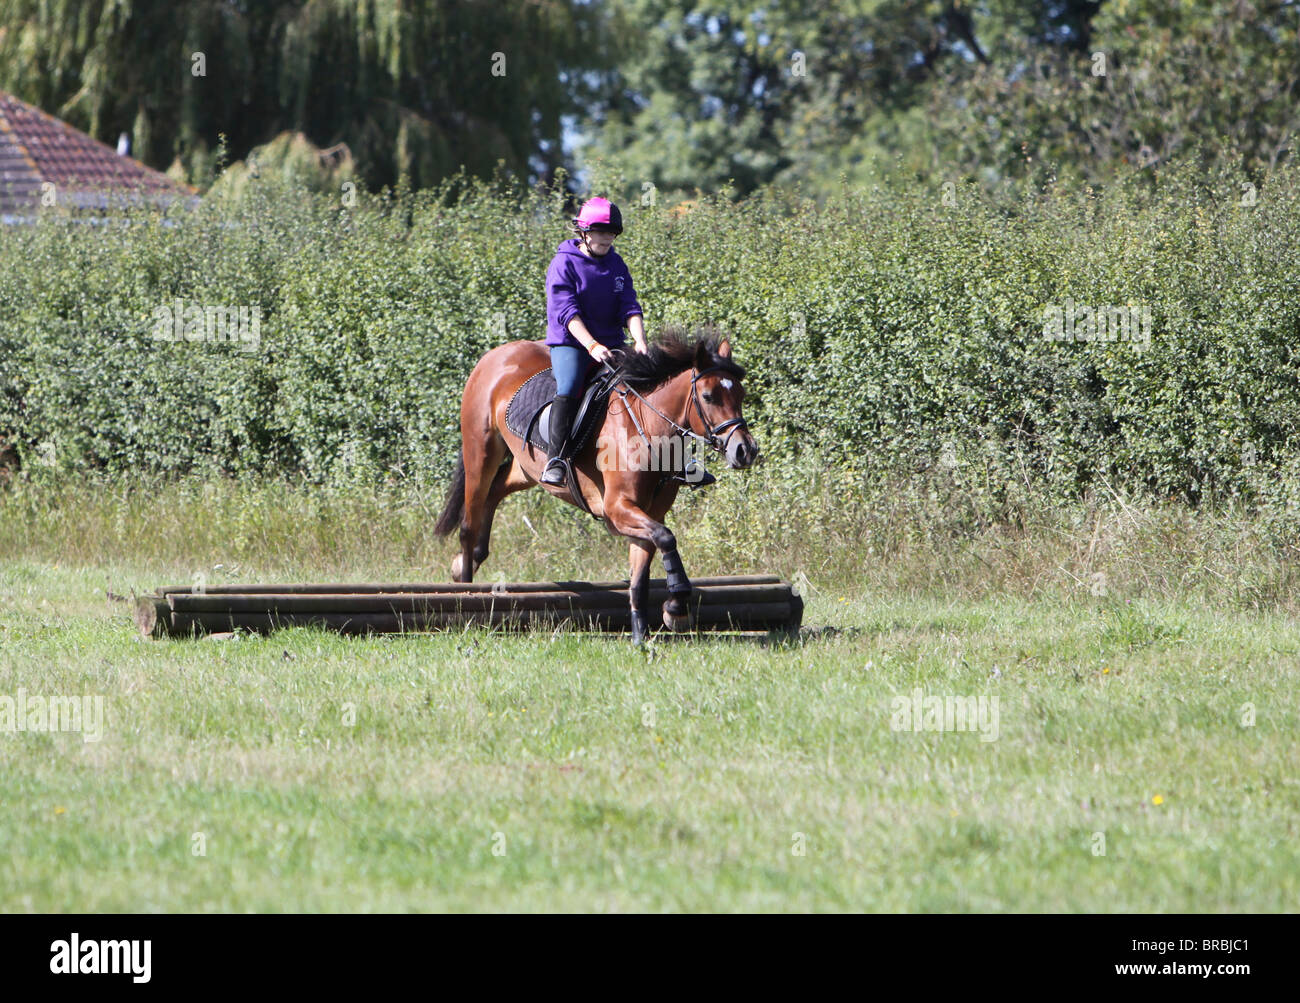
[0,0,611,191]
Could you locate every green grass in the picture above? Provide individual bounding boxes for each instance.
[2,557,1297,912]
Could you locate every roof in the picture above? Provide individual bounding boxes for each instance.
[0,90,199,219]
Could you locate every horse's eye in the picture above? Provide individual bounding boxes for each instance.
[702,392,716,404]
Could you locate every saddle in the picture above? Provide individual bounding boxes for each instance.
[505,364,619,455]
[505,362,623,516]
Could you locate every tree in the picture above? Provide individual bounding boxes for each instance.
[582,1,1021,199]
[582,0,1300,200]
[919,0,1300,191]
[0,0,612,191]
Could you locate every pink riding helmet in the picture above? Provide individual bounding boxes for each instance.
[573,197,623,234]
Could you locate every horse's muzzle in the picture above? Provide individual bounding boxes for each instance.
[727,436,759,469]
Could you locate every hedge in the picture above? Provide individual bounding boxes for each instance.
[3,163,1300,513]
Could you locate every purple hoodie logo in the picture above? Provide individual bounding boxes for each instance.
[614,276,625,293]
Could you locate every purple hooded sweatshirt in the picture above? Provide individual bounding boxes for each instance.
[545,238,642,349]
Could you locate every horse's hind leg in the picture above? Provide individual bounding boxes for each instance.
[471,457,534,574]
[452,427,508,583]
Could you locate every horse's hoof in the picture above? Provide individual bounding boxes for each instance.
[662,600,692,633]
[630,610,648,644]
[451,553,466,581]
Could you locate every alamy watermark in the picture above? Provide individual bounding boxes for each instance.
[151,298,262,352]
[889,689,999,742]
[1,689,104,743]
[1042,300,1151,348]
[594,433,710,482]
[50,934,150,983]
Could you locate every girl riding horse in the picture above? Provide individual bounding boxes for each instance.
[541,196,648,485]
[433,199,760,642]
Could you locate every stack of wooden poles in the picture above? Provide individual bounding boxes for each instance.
[134,575,803,638]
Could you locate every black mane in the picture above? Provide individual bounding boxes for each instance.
[615,325,746,390]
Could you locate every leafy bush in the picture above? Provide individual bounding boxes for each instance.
[3,161,1299,519]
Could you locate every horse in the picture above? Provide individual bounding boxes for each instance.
[433,327,759,643]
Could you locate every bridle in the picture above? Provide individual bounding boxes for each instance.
[606,359,748,457]
[688,366,749,453]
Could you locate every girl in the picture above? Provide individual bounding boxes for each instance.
[541,196,648,485]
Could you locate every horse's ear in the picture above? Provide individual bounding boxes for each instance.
[717,338,732,358]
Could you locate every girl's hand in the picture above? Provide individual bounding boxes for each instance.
[589,343,615,365]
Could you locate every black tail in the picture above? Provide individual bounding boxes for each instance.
[434,450,466,537]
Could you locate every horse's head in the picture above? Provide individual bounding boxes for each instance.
[691,337,759,470]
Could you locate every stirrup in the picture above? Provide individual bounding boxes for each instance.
[670,456,716,489]
[540,456,568,485]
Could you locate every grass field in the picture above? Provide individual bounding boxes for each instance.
[3,530,1298,911]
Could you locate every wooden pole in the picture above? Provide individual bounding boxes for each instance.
[155,574,783,596]
[165,601,796,636]
[137,576,804,638]
[167,583,795,614]
[134,597,172,639]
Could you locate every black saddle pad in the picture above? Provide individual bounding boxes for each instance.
[505,366,614,454]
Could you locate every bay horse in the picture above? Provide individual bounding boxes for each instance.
[433,327,759,643]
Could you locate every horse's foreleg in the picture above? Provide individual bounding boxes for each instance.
[605,498,693,634]
[628,540,654,643]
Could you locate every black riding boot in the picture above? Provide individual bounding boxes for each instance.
[540,393,578,485]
